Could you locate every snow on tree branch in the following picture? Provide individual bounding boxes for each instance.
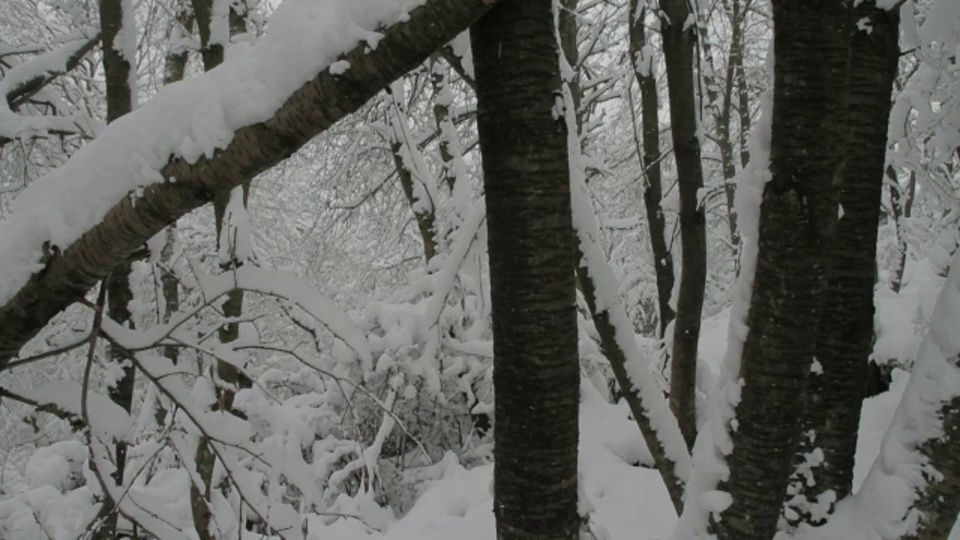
[0,0,498,369]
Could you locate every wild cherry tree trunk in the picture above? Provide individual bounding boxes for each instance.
[713,1,850,537]
[788,1,900,526]
[472,1,580,537]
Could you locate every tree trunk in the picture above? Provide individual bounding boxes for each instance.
[472,1,580,538]
[390,85,439,264]
[659,0,707,450]
[96,0,136,535]
[430,57,457,194]
[190,4,253,535]
[788,2,900,526]
[716,0,748,271]
[712,2,850,538]
[191,0,224,70]
[628,1,675,340]
[160,3,192,368]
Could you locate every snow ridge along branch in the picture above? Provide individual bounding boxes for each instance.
[0,0,497,368]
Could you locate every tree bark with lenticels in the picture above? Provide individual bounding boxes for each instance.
[472,1,580,538]
[788,2,900,527]
[712,2,850,538]
[659,0,707,451]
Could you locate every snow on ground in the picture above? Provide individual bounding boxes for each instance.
[0,274,948,539]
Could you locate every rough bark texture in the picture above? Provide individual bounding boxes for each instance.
[909,392,960,539]
[789,4,900,526]
[628,1,675,339]
[659,0,706,451]
[472,2,580,538]
[0,0,498,371]
[713,2,850,538]
[96,0,136,536]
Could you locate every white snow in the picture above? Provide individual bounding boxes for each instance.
[0,0,427,307]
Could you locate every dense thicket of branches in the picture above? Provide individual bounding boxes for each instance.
[0,0,957,539]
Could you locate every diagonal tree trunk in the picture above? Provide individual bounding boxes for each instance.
[628,1,675,341]
[96,0,137,535]
[0,0,501,372]
[659,0,707,451]
[389,83,439,264]
[712,2,851,537]
[787,2,900,526]
[472,1,580,538]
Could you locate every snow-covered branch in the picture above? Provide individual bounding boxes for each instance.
[0,0,498,369]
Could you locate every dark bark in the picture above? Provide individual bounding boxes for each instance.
[391,140,438,263]
[190,0,224,71]
[712,2,850,538]
[575,265,686,512]
[430,57,457,194]
[389,85,439,264]
[789,2,900,526]
[729,0,753,170]
[628,2,675,340]
[472,1,580,538]
[659,0,707,451]
[908,391,960,540]
[192,9,252,537]
[717,0,749,269]
[96,0,136,536]
[559,0,581,133]
[4,35,100,111]
[159,21,187,360]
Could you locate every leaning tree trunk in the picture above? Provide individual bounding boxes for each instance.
[628,1,675,340]
[788,2,900,527]
[0,0,500,376]
[659,0,707,451]
[96,0,137,536]
[389,84,439,264]
[472,1,580,538]
[712,2,851,538]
